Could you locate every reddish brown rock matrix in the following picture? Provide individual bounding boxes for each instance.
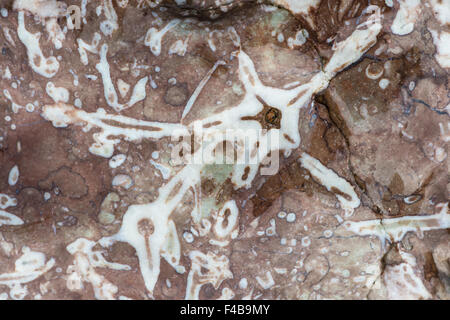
[0,0,448,300]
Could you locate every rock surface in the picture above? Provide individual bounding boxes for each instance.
[0,0,448,300]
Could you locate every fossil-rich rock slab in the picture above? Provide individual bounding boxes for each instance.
[0,0,448,300]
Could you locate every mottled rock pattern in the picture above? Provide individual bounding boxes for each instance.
[0,0,448,300]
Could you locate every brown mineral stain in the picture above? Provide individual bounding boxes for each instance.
[389,172,405,195]
[163,83,189,107]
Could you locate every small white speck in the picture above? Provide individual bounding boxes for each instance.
[239,278,248,289]
[286,212,296,223]
[74,98,82,108]
[277,211,287,219]
[183,231,194,243]
[277,33,284,42]
[342,269,350,277]
[25,103,35,112]
[8,165,19,186]
[379,78,389,90]
[149,75,158,89]
[340,251,350,257]
[323,230,333,238]
[44,192,51,201]
[265,218,276,236]
[85,74,98,80]
[301,236,310,247]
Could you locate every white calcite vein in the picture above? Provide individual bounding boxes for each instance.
[41,103,188,158]
[344,202,450,246]
[428,0,450,26]
[299,153,360,217]
[145,19,181,56]
[181,60,226,120]
[429,30,450,69]
[391,0,421,36]
[100,0,119,37]
[17,11,60,78]
[0,210,23,227]
[77,32,102,66]
[96,44,148,112]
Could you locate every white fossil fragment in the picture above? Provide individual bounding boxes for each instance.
[185,251,233,299]
[8,165,19,186]
[17,12,60,78]
[299,153,360,217]
[13,0,67,19]
[391,0,421,36]
[96,44,148,112]
[112,174,134,189]
[429,30,450,69]
[344,203,450,246]
[145,19,181,56]
[109,154,127,168]
[66,238,130,300]
[0,194,17,209]
[46,82,69,103]
[256,271,275,290]
[0,210,23,227]
[0,246,55,300]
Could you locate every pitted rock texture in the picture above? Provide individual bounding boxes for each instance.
[0,0,448,300]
